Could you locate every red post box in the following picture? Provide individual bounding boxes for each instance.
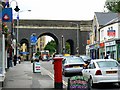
[53,57,63,89]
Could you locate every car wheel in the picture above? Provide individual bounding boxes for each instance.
[89,77,95,88]
[118,82,120,87]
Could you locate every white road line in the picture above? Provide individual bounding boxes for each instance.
[41,66,68,86]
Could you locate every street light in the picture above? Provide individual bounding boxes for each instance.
[16,10,31,57]
[9,0,31,57]
[70,22,80,55]
[61,35,65,54]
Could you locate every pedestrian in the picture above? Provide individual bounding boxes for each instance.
[18,55,21,64]
[13,55,17,66]
[7,54,12,68]
[9,55,13,67]
[104,51,110,59]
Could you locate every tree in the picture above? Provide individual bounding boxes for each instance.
[44,40,56,55]
[105,0,120,13]
[65,42,71,54]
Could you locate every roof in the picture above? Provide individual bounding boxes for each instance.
[106,16,120,25]
[91,59,117,62]
[95,12,118,25]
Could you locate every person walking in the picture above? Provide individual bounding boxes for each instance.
[18,55,21,64]
[7,54,13,68]
[13,55,17,66]
[9,55,13,67]
[104,51,110,59]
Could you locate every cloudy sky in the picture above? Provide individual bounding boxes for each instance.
[9,0,107,20]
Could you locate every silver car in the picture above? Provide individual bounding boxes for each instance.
[80,55,91,64]
[62,56,85,76]
[82,59,120,88]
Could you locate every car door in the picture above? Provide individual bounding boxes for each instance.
[84,61,96,79]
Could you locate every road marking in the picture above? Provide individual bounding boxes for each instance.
[41,66,68,86]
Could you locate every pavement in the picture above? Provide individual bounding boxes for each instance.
[0,61,66,90]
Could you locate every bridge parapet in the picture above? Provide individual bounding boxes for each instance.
[14,19,92,31]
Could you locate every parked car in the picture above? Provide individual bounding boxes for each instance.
[80,55,91,64]
[82,59,120,88]
[62,56,85,76]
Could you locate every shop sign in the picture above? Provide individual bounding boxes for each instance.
[95,44,99,49]
[87,40,90,45]
[2,8,12,22]
[99,42,104,48]
[34,62,41,73]
[89,45,94,49]
[107,30,116,37]
[105,41,116,46]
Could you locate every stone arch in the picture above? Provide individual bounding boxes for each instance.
[19,38,29,60]
[66,39,74,55]
[38,32,59,54]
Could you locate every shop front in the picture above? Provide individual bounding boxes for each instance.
[105,40,117,60]
[89,43,99,59]
[116,39,120,62]
[86,45,90,56]
[99,42,105,59]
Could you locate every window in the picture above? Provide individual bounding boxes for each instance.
[97,61,118,68]
[88,62,96,69]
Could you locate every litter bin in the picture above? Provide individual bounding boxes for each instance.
[33,61,41,73]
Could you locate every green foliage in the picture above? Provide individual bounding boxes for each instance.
[2,23,11,49]
[44,40,71,55]
[35,51,40,56]
[44,40,56,55]
[105,1,120,13]
[2,23,8,33]
[65,42,71,54]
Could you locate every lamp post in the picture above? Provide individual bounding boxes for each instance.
[70,22,79,55]
[9,0,31,57]
[16,10,31,57]
[61,35,65,54]
[9,0,19,57]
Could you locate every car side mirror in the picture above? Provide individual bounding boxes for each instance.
[83,64,88,69]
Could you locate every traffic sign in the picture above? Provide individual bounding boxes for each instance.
[2,8,12,22]
[3,14,9,20]
[30,35,37,45]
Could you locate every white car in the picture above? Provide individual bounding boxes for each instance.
[82,59,120,88]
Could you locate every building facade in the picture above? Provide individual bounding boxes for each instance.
[99,16,120,61]
[86,12,120,62]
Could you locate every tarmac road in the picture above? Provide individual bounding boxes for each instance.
[40,60,120,90]
[1,60,120,90]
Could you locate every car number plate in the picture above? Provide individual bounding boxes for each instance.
[106,71,117,74]
[73,66,80,68]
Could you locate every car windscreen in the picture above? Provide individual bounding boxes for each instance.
[81,56,91,59]
[97,61,119,68]
[66,57,84,63]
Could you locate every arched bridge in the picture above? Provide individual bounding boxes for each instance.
[13,19,92,55]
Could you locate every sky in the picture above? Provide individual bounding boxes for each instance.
[9,0,107,20]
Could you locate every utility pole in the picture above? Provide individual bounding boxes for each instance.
[70,22,80,55]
